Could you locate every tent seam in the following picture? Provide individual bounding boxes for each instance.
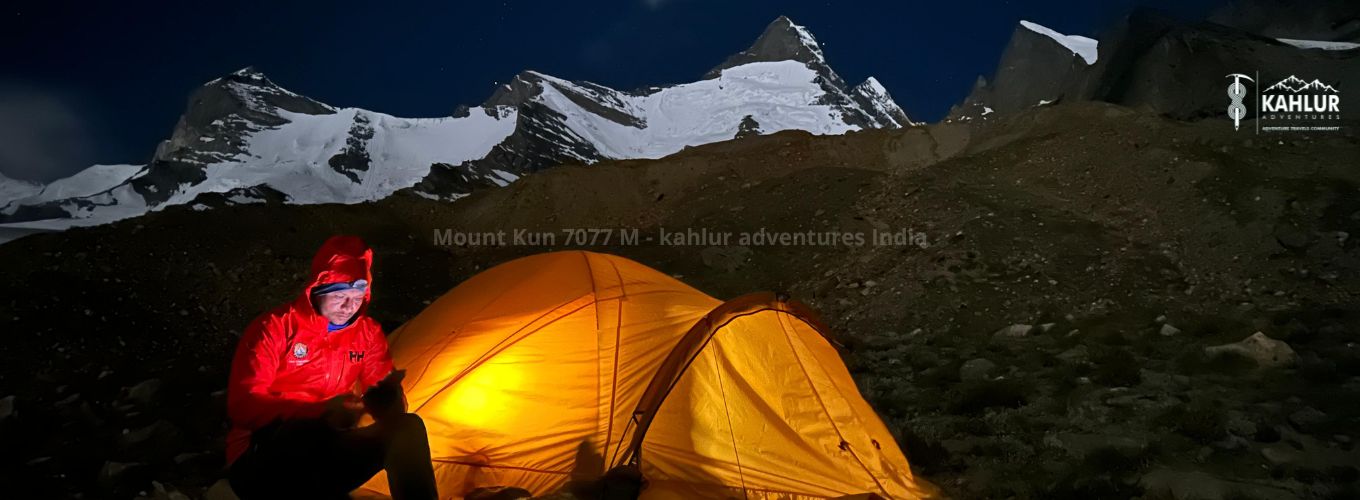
[775,311,889,496]
[711,342,749,498]
[619,302,781,465]
[580,251,606,476]
[603,256,627,469]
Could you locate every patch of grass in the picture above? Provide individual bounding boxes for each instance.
[1096,330,1131,346]
[917,361,961,389]
[1155,401,1225,444]
[1223,490,1268,500]
[1323,485,1360,500]
[1084,445,1148,474]
[1294,466,1322,484]
[948,378,1029,415]
[1091,349,1142,387]
[1336,351,1360,378]
[1203,351,1260,374]
[1300,356,1342,383]
[1045,473,1140,500]
[1046,437,1155,500]
[1045,362,1092,404]
[908,349,944,371]
[952,416,994,436]
[1253,425,1281,443]
[899,427,952,476]
[1326,465,1359,484]
[1173,348,1257,376]
[874,385,942,416]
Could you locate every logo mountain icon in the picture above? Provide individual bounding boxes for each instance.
[1264,75,1340,93]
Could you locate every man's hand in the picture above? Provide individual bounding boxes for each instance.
[322,393,364,429]
[363,369,407,423]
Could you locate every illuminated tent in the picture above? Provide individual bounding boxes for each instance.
[358,251,931,499]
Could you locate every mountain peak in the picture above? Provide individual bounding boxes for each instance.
[851,77,915,127]
[196,65,331,116]
[483,70,554,108]
[231,66,265,78]
[222,66,276,86]
[1018,20,1098,65]
[855,76,887,95]
[705,16,828,78]
[761,16,825,57]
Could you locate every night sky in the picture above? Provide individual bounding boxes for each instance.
[1,0,1223,183]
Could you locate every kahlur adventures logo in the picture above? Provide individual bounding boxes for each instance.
[1228,73,1343,133]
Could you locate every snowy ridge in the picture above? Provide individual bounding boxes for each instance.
[853,77,916,127]
[161,107,517,206]
[533,61,857,160]
[1276,38,1360,51]
[1020,20,1098,65]
[0,97,517,232]
[789,22,827,62]
[2,164,143,213]
[0,173,42,209]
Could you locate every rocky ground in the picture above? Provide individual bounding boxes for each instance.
[0,103,1357,499]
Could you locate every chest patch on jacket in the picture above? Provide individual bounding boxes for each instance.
[292,342,308,359]
[349,350,365,363]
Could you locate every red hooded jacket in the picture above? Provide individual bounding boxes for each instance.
[225,236,393,464]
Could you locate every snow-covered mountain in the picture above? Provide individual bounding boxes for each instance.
[0,173,42,209]
[0,15,914,238]
[2,164,143,219]
[413,15,913,198]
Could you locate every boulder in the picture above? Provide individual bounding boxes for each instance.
[959,358,997,382]
[203,479,239,500]
[98,461,149,497]
[1140,468,1299,500]
[992,324,1034,339]
[1261,443,1301,467]
[0,395,13,421]
[1287,407,1328,434]
[1044,431,1148,459]
[126,378,164,407]
[1204,332,1297,368]
[1057,345,1090,364]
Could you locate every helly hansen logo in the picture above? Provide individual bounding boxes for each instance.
[349,351,365,363]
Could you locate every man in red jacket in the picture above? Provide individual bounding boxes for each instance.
[225,235,436,499]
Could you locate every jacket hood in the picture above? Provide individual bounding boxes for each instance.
[297,235,374,323]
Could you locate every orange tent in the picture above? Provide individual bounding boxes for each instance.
[358,251,931,499]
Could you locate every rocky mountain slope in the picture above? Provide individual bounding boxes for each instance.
[1209,0,1360,42]
[1,101,1356,499]
[949,11,1360,123]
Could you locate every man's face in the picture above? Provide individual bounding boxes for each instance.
[316,288,365,325]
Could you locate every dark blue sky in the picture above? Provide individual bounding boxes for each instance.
[1,0,1222,182]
